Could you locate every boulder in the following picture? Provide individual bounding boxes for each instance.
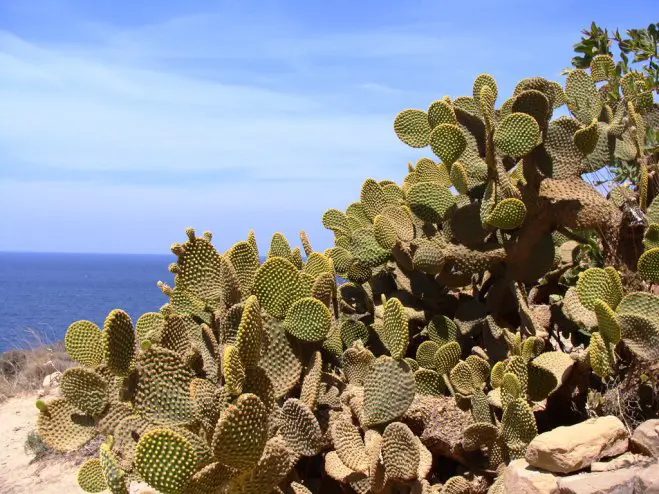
[503,459,559,494]
[557,457,659,493]
[631,419,659,458]
[525,416,628,473]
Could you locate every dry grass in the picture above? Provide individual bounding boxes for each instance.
[0,328,74,400]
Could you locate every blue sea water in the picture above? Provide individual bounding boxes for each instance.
[0,252,175,353]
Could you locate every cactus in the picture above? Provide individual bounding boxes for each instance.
[36,31,659,493]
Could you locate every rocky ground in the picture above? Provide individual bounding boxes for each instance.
[2,370,658,493]
[0,372,151,494]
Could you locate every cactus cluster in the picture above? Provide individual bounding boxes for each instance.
[37,49,659,494]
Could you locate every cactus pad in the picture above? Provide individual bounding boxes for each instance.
[363,356,415,427]
[284,296,332,342]
[212,393,268,470]
[135,428,197,494]
[65,320,105,367]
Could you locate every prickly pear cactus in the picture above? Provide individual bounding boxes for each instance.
[36,43,659,494]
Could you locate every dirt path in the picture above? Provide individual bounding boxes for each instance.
[0,394,80,494]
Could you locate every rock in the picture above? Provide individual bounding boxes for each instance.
[631,419,659,458]
[503,459,559,493]
[557,457,659,493]
[591,452,641,472]
[416,395,475,466]
[42,371,62,391]
[526,416,629,473]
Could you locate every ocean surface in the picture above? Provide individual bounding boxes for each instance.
[0,252,175,353]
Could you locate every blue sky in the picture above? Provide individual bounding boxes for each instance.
[0,0,654,254]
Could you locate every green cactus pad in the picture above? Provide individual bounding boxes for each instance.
[590,54,615,82]
[349,228,391,268]
[181,462,237,494]
[322,209,351,237]
[342,343,375,386]
[590,331,614,378]
[103,309,135,376]
[134,428,197,494]
[373,214,398,250]
[528,351,574,402]
[512,89,551,126]
[416,340,440,369]
[573,118,599,155]
[65,320,105,367]
[60,367,108,417]
[239,436,297,494]
[36,398,95,452]
[576,267,614,310]
[284,296,331,342]
[99,442,129,494]
[414,368,445,396]
[449,161,470,194]
[235,295,263,368]
[326,247,353,274]
[593,298,621,344]
[381,422,420,482]
[377,297,409,360]
[485,198,527,230]
[394,109,431,148]
[643,224,659,250]
[280,398,323,456]
[222,344,246,396]
[134,346,195,425]
[501,398,537,452]
[259,324,302,399]
[426,316,457,346]
[212,393,268,471]
[638,248,659,283]
[407,182,456,223]
[77,458,107,493]
[243,366,276,414]
[565,69,602,124]
[429,123,467,165]
[363,356,415,427]
[493,112,540,157]
[267,232,292,260]
[253,256,302,319]
[360,179,390,221]
[428,100,457,128]
[617,313,659,361]
[135,312,165,346]
[462,422,499,452]
[412,240,445,274]
[340,319,369,347]
[435,341,461,375]
[190,378,224,431]
[227,241,261,296]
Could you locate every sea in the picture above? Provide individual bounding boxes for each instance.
[0,252,175,353]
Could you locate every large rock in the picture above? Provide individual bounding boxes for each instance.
[557,457,659,493]
[525,416,628,473]
[503,459,559,494]
[590,452,642,472]
[631,419,659,458]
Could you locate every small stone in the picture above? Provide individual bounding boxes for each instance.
[503,458,559,493]
[525,416,628,473]
[631,419,659,458]
[591,452,640,472]
[557,457,659,493]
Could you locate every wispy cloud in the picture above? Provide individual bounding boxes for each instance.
[1,0,654,253]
